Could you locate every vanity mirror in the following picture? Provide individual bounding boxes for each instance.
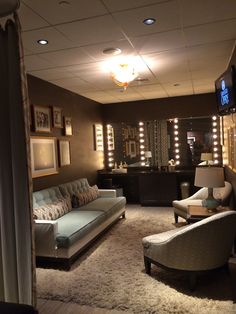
[106,116,221,169]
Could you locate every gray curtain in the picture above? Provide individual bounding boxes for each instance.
[0,17,35,306]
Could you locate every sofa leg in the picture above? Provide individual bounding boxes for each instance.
[174,212,178,223]
[189,272,197,291]
[144,256,151,275]
[122,212,126,219]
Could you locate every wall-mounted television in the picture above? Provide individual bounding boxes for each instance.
[215,65,236,115]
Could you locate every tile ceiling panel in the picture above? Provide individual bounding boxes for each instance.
[103,0,168,12]
[22,0,107,25]
[184,20,236,46]
[18,3,49,31]
[37,48,94,67]
[180,0,236,27]
[55,15,126,46]
[19,1,236,103]
[22,27,75,53]
[131,29,186,54]
[112,1,181,37]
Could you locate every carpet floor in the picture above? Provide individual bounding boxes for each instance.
[37,205,236,314]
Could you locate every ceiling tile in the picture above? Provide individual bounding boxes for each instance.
[112,1,181,37]
[29,69,76,81]
[24,55,53,71]
[22,0,108,25]
[37,48,94,67]
[19,3,49,31]
[132,29,185,54]
[103,0,168,12]
[184,20,236,47]
[55,15,126,46]
[22,27,75,53]
[180,0,236,27]
[189,56,228,72]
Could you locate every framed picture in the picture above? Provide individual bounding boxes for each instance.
[30,137,58,178]
[33,105,51,133]
[94,124,104,151]
[53,106,63,128]
[64,117,73,136]
[128,140,137,158]
[58,140,71,166]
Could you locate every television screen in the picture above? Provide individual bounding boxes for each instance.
[215,66,236,115]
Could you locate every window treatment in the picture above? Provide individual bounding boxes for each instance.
[0,14,35,306]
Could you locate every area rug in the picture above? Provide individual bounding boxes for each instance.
[37,205,236,314]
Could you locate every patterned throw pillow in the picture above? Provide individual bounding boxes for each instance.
[33,197,72,220]
[73,185,100,207]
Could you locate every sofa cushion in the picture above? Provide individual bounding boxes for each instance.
[74,185,100,207]
[33,186,64,208]
[33,197,72,220]
[59,178,91,199]
[81,196,126,218]
[56,210,105,248]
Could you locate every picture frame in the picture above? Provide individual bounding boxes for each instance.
[30,137,58,178]
[64,117,73,136]
[33,105,51,133]
[52,106,63,128]
[128,140,137,158]
[58,140,71,166]
[94,124,104,151]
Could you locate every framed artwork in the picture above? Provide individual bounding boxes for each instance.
[94,124,104,151]
[33,105,51,133]
[58,140,71,166]
[30,137,58,178]
[128,140,137,158]
[53,106,63,128]
[64,117,73,136]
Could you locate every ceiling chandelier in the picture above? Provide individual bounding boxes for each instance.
[111,63,138,90]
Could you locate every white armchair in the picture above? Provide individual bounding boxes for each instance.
[172,181,232,223]
[142,211,236,290]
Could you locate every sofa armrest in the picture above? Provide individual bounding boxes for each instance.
[34,220,58,257]
[99,189,116,198]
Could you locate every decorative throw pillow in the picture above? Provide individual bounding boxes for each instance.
[33,197,72,220]
[73,185,100,207]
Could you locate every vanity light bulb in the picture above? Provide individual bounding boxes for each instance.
[176,160,180,165]
[174,137,179,141]
[212,128,217,133]
[175,149,179,153]
[174,118,178,123]
[141,156,145,160]
[214,141,218,145]
[108,152,113,156]
[141,162,146,166]
[139,127,144,132]
[108,157,113,161]
[174,125,178,129]
[140,139,144,143]
[140,151,145,155]
[174,131,178,135]
[139,133,144,137]
[212,122,217,127]
[212,116,217,120]
[175,143,179,147]
[175,155,180,159]
[213,147,218,151]
[140,145,145,149]
[106,124,111,128]
[214,160,219,164]
[108,163,113,167]
[139,122,144,126]
[213,134,217,139]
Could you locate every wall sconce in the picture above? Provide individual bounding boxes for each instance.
[173,118,180,165]
[139,121,146,166]
[106,124,115,168]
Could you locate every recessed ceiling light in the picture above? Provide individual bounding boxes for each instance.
[103,47,122,55]
[37,39,48,45]
[143,18,156,25]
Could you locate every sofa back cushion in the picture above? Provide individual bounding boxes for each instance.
[59,178,90,199]
[74,185,100,207]
[33,186,72,220]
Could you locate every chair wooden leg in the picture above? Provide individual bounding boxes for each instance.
[189,272,197,291]
[144,256,151,275]
[174,212,178,223]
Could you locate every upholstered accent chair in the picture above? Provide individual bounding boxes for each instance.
[142,211,236,290]
[172,181,232,223]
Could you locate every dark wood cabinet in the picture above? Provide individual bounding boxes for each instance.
[97,170,195,206]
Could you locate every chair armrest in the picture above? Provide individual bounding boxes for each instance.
[34,220,58,257]
[99,189,116,198]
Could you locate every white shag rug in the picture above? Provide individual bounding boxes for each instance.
[37,205,236,314]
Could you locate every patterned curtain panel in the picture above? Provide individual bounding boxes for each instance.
[0,14,35,306]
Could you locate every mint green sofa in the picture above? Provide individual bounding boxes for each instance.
[34,178,126,268]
